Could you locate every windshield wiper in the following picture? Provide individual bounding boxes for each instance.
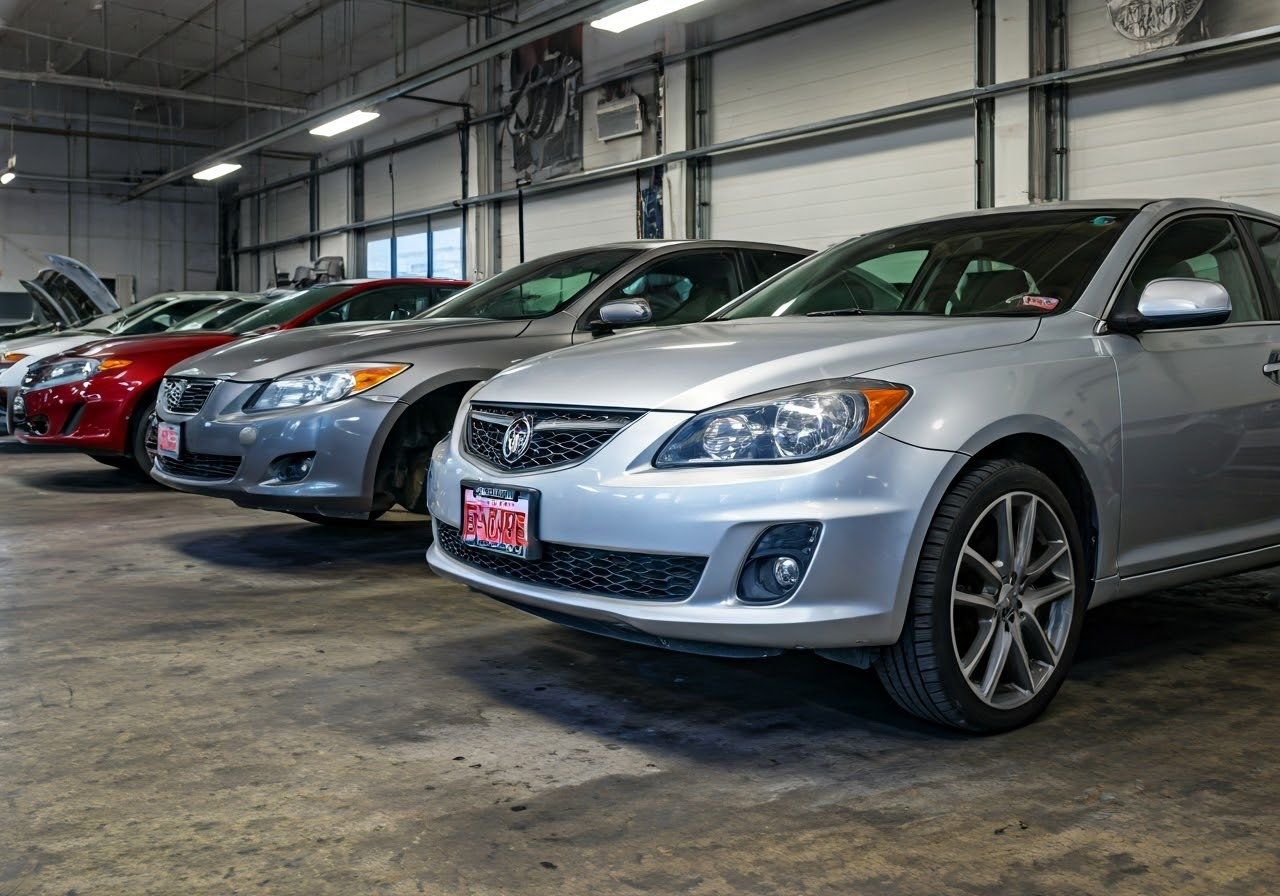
[805,308,863,317]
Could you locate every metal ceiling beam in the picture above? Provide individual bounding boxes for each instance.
[128,0,632,199]
[174,0,343,93]
[112,0,221,82]
[0,68,307,113]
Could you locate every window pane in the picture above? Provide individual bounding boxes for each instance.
[1124,217,1263,324]
[367,238,392,279]
[396,232,430,277]
[1246,219,1280,298]
[432,227,464,280]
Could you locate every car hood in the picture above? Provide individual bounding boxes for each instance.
[19,254,119,326]
[170,317,531,380]
[479,316,1042,412]
[60,331,240,362]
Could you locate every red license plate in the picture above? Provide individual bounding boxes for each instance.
[461,482,540,561]
[156,421,181,459]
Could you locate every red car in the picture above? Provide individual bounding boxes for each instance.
[11,277,468,474]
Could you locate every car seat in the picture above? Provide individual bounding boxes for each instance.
[955,269,1031,313]
[665,277,732,324]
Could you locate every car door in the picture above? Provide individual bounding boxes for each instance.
[572,250,743,342]
[1111,213,1280,576]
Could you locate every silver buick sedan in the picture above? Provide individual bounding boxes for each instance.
[427,198,1280,732]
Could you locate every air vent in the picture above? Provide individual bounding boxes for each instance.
[595,95,643,142]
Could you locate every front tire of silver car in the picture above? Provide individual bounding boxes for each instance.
[876,460,1087,733]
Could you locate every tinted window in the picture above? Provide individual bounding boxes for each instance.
[422,249,640,321]
[174,299,268,331]
[1246,219,1280,298]
[227,284,349,332]
[720,210,1135,320]
[743,249,809,284]
[593,252,740,325]
[1120,217,1264,324]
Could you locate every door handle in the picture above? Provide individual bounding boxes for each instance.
[1264,362,1280,375]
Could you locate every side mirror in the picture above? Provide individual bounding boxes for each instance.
[1109,278,1231,334]
[596,298,653,329]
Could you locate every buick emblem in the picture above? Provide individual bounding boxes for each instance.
[162,378,186,411]
[501,415,535,463]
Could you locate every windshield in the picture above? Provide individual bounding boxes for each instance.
[173,298,267,331]
[420,248,641,321]
[720,209,1136,320]
[86,293,185,332]
[225,285,343,332]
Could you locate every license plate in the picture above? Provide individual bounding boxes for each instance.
[461,481,541,561]
[156,421,181,459]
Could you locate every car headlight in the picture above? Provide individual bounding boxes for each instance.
[244,364,410,412]
[24,357,131,390]
[654,378,911,466]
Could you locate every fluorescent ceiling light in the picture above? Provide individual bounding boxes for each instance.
[309,109,380,138]
[192,162,243,181]
[591,0,708,33]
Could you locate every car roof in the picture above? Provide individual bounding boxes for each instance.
[914,198,1280,224]
[584,239,812,253]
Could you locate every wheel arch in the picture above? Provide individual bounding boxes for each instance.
[368,371,496,512]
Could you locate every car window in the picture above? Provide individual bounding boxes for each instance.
[743,249,809,283]
[421,249,640,321]
[720,210,1135,320]
[594,252,740,325]
[1120,217,1264,324]
[1245,219,1280,299]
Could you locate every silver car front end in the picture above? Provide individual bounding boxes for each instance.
[426,402,959,652]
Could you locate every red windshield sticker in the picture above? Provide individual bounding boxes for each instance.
[1019,295,1059,311]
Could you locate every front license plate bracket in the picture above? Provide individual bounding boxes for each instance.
[461,480,541,561]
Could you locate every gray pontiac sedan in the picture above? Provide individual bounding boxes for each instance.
[427,198,1280,732]
[149,240,808,522]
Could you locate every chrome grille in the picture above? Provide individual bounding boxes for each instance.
[437,523,705,601]
[160,377,219,415]
[464,403,643,472]
[154,452,241,481]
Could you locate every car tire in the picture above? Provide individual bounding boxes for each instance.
[124,398,159,481]
[876,459,1087,733]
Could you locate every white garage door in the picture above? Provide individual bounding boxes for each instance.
[711,114,976,250]
[1069,56,1280,214]
[499,177,637,270]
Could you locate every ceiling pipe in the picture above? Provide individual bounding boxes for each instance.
[128,0,636,199]
[0,68,307,113]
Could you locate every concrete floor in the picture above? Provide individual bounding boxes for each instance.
[2,436,1279,896]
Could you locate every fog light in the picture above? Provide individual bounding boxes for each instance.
[772,556,800,589]
[267,452,316,484]
[737,522,821,604]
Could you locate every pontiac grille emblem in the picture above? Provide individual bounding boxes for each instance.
[501,415,535,463]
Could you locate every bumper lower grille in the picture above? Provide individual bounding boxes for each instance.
[160,377,219,415]
[155,452,241,481]
[437,523,705,601]
[464,403,643,472]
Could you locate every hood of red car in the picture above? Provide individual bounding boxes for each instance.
[64,331,241,360]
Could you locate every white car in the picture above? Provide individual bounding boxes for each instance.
[0,292,259,432]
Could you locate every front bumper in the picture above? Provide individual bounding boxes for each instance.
[149,380,402,518]
[11,380,133,453]
[426,412,958,652]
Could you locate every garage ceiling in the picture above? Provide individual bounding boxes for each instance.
[0,0,504,135]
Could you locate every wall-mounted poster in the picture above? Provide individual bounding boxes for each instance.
[1073,0,1280,65]
[503,26,583,183]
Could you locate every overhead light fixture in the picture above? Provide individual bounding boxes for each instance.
[1,155,15,185]
[591,0,708,33]
[309,109,380,138]
[192,162,243,181]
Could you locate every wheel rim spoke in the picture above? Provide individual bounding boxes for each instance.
[950,487,1077,711]
[977,623,1013,700]
[961,546,1003,591]
[1020,578,1073,614]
